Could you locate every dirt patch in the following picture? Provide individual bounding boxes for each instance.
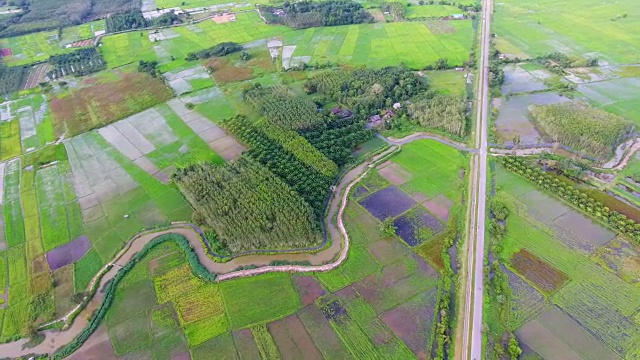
[268,319,303,359]
[67,326,117,360]
[415,236,445,270]
[293,276,326,306]
[31,254,50,274]
[171,352,190,360]
[68,39,93,48]
[283,315,322,359]
[205,58,252,84]
[0,48,12,57]
[425,20,456,34]
[368,239,410,265]
[380,288,438,360]
[51,72,172,137]
[233,329,261,360]
[410,192,429,203]
[359,186,416,221]
[212,13,237,24]
[53,265,76,317]
[423,194,453,221]
[369,9,385,22]
[511,249,569,293]
[378,162,413,185]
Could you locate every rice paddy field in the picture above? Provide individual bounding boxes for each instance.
[486,164,640,359]
[45,139,467,359]
[493,0,640,64]
[282,20,473,69]
[100,12,292,71]
[98,11,473,71]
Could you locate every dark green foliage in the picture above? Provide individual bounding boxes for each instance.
[260,0,373,29]
[529,102,634,160]
[185,42,243,61]
[244,85,324,130]
[408,95,468,137]
[536,52,598,72]
[204,231,231,257]
[105,10,149,33]
[304,66,427,118]
[46,48,105,79]
[153,11,180,27]
[501,157,640,241]
[52,234,215,360]
[488,62,504,87]
[0,0,141,38]
[0,61,26,96]
[380,217,397,236]
[300,116,374,167]
[137,59,159,77]
[173,158,322,252]
[488,200,508,240]
[221,116,334,220]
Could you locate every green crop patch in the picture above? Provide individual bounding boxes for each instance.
[221,273,301,330]
[73,249,103,291]
[283,20,473,69]
[493,0,640,64]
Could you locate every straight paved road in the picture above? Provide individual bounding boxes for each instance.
[461,0,492,358]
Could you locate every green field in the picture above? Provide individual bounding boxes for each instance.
[0,20,103,66]
[493,0,640,64]
[100,12,291,70]
[283,20,473,69]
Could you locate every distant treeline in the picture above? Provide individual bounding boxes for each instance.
[46,47,105,79]
[185,42,243,61]
[105,10,181,33]
[260,0,374,29]
[0,61,26,96]
[0,0,141,38]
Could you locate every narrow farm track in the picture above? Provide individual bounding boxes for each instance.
[0,146,398,358]
[377,132,478,153]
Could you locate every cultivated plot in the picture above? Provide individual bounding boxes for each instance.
[283,20,473,69]
[493,0,640,64]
